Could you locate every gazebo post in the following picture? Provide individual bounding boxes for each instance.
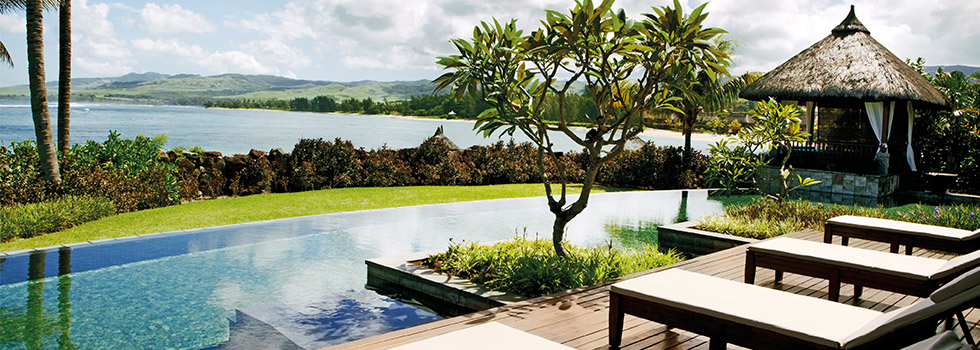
[805,102,816,139]
[880,102,891,151]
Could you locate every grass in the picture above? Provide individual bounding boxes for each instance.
[422,236,683,297]
[695,197,980,240]
[0,184,615,253]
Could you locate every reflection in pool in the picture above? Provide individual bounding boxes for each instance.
[0,190,725,349]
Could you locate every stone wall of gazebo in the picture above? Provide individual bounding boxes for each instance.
[757,165,899,199]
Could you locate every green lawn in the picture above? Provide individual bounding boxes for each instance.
[0,184,613,253]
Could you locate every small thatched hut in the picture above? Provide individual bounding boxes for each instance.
[740,5,949,175]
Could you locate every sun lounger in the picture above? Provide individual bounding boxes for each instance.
[389,322,572,350]
[902,330,972,350]
[745,237,980,301]
[609,266,980,350]
[825,215,980,255]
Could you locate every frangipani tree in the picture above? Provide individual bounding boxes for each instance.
[435,0,731,256]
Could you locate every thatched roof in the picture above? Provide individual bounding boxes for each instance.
[428,126,460,150]
[740,6,949,108]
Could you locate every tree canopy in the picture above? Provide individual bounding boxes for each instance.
[435,0,731,256]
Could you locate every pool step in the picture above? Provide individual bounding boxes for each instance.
[221,289,441,349]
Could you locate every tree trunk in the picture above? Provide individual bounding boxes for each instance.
[682,106,698,158]
[58,0,71,154]
[26,0,61,183]
[551,215,569,257]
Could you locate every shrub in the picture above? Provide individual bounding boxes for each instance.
[73,131,171,176]
[597,142,707,189]
[1,133,180,211]
[228,157,274,196]
[357,148,412,187]
[0,196,115,242]
[423,236,683,297]
[291,138,363,189]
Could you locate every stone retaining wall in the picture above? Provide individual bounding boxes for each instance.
[757,166,899,198]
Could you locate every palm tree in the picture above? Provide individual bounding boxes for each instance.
[675,70,761,155]
[57,0,70,153]
[673,39,761,156]
[26,0,61,183]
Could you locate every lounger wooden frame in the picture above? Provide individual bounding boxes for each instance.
[608,292,941,350]
[744,248,949,302]
[824,220,980,255]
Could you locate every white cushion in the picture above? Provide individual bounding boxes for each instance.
[934,249,980,279]
[931,264,980,303]
[845,282,980,348]
[827,216,979,241]
[389,322,573,350]
[611,269,882,348]
[749,237,947,280]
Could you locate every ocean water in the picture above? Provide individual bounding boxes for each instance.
[0,102,710,155]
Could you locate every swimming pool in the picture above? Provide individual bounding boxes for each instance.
[0,190,726,349]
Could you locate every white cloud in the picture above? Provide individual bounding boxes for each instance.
[0,13,25,34]
[68,0,135,77]
[75,57,133,76]
[241,38,312,69]
[131,38,277,75]
[139,3,215,36]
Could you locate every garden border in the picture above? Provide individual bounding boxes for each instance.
[366,250,527,317]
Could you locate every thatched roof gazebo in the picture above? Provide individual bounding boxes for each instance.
[741,5,949,176]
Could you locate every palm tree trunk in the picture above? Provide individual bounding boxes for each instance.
[27,0,61,183]
[58,0,71,153]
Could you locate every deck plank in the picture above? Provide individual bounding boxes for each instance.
[327,228,977,350]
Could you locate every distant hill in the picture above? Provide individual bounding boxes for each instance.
[925,65,979,77]
[0,73,439,105]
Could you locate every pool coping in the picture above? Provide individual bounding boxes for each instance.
[366,249,528,316]
[657,221,758,257]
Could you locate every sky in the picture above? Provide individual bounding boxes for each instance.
[1,0,978,87]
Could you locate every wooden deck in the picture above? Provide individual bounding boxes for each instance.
[328,230,980,350]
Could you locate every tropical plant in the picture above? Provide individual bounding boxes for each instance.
[435,0,731,256]
[673,39,761,156]
[0,40,10,68]
[706,99,819,200]
[750,99,820,201]
[25,0,61,183]
[906,58,980,194]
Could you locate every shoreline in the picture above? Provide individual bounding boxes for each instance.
[207,106,732,144]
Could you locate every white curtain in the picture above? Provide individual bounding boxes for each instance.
[865,102,885,154]
[907,101,917,171]
[887,101,895,142]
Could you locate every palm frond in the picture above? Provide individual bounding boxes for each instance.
[0,40,11,68]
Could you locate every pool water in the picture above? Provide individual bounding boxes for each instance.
[0,190,726,349]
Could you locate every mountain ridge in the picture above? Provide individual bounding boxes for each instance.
[1,65,976,105]
[0,72,439,105]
